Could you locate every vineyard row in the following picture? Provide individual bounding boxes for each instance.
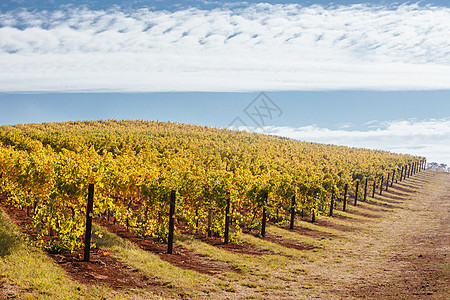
[0,120,425,253]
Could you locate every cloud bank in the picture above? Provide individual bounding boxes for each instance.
[243,118,450,166]
[0,3,450,92]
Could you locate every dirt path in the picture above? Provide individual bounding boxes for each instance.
[304,171,449,299]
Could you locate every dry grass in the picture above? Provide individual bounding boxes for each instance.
[0,209,126,300]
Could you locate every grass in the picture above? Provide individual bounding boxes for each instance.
[91,223,221,298]
[174,232,316,298]
[365,197,398,207]
[333,209,377,221]
[266,225,324,248]
[237,232,310,258]
[0,205,385,299]
[2,171,442,299]
[292,219,345,236]
[0,214,325,299]
[356,200,395,212]
[0,209,124,300]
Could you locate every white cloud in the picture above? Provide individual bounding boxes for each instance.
[0,3,450,91]
[242,118,450,166]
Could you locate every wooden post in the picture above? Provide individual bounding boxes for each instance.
[83,183,95,262]
[407,164,411,178]
[261,206,267,237]
[207,206,213,237]
[354,181,359,206]
[363,178,368,202]
[343,184,348,211]
[372,181,376,198]
[167,190,176,254]
[224,192,230,244]
[385,173,390,191]
[329,194,334,217]
[33,201,37,215]
[290,194,295,229]
[261,192,267,237]
[391,170,395,187]
[379,176,383,195]
[400,166,404,181]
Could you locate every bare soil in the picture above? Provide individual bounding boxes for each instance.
[0,198,157,291]
[302,171,449,299]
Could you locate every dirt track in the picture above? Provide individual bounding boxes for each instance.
[304,171,449,299]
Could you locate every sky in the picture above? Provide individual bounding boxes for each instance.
[0,1,449,166]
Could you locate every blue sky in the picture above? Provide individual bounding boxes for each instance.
[0,1,449,166]
[2,1,450,11]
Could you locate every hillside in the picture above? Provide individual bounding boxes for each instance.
[0,119,423,252]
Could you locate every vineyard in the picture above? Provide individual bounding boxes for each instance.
[0,120,425,254]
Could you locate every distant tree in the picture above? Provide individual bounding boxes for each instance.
[427,162,448,172]
[428,162,439,170]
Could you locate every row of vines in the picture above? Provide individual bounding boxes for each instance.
[0,120,424,252]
